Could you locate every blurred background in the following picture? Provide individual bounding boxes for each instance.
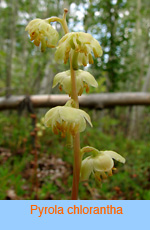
[0,0,150,200]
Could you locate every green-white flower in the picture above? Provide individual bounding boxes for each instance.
[44,106,92,137]
[25,18,59,52]
[53,69,98,96]
[80,146,125,181]
[55,32,103,66]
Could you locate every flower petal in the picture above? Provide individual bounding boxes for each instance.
[80,110,93,128]
[81,146,99,154]
[52,70,70,88]
[76,70,98,88]
[80,156,93,181]
[44,106,60,127]
[59,107,92,132]
[103,151,126,163]
[91,38,103,57]
[93,153,114,172]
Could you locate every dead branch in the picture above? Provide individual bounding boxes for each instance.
[1,93,150,110]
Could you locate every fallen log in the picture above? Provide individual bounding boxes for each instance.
[1,93,150,110]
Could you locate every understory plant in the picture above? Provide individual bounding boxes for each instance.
[25,8,125,200]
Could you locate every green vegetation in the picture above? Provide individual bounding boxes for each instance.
[0,111,150,200]
[0,0,150,199]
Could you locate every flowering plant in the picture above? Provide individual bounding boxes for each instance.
[26,9,125,200]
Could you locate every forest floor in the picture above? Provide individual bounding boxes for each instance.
[0,109,150,200]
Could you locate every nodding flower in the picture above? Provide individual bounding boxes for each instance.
[80,146,125,182]
[44,106,92,137]
[55,32,103,66]
[25,18,59,52]
[52,69,98,96]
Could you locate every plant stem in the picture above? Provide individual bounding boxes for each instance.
[61,9,81,200]
[62,8,69,34]
[47,9,69,34]
[70,60,81,200]
[46,17,62,24]
[71,133,81,200]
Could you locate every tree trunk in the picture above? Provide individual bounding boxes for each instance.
[5,0,18,97]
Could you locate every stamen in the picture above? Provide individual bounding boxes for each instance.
[93,47,99,58]
[53,126,59,135]
[112,167,117,171]
[84,83,90,93]
[88,53,94,64]
[108,169,113,176]
[82,56,87,66]
[56,121,62,130]
[62,121,67,131]
[78,87,83,96]
[101,172,107,179]
[61,132,66,138]
[83,45,88,56]
[70,122,76,136]
[59,85,63,91]
[34,39,40,46]
[94,172,101,182]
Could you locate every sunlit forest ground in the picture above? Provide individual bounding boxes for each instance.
[1,108,150,200]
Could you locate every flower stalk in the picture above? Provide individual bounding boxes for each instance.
[61,10,81,200]
[42,9,82,199]
[25,8,125,200]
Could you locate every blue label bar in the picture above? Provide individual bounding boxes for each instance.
[0,200,149,230]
